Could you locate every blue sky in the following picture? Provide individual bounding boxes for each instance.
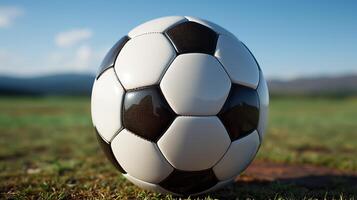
[0,1,356,79]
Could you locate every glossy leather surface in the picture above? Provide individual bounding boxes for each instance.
[124,174,176,195]
[128,16,187,38]
[159,169,218,195]
[123,87,175,142]
[185,16,237,39]
[218,84,259,141]
[91,68,124,142]
[111,129,174,183]
[160,54,231,116]
[213,131,260,181]
[115,33,176,90]
[215,35,259,88]
[257,70,269,140]
[97,36,129,79]
[158,116,230,171]
[165,21,218,55]
[95,128,126,173]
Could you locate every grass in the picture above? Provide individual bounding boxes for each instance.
[258,96,357,171]
[0,96,356,199]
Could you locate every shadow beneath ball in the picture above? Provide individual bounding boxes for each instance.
[195,175,357,199]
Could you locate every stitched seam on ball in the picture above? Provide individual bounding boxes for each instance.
[184,16,219,36]
[125,84,158,92]
[256,129,262,145]
[256,87,263,144]
[241,41,262,72]
[157,31,177,83]
[94,126,110,144]
[154,142,177,174]
[109,127,124,143]
[221,145,258,181]
[214,38,258,89]
[228,132,261,180]
[122,125,164,144]
[184,16,238,39]
[164,31,180,54]
[130,18,189,39]
[211,142,231,170]
[96,65,113,80]
[130,32,163,39]
[163,17,188,33]
[121,127,177,178]
[213,56,234,85]
[112,66,127,140]
[240,41,260,89]
[98,35,130,80]
[112,66,127,92]
[157,51,177,83]
[256,72,262,92]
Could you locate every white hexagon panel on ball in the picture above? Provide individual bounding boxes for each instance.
[160,54,231,116]
[158,116,231,171]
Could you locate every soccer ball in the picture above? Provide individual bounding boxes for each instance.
[91,16,269,196]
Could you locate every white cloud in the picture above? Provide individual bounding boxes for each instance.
[0,49,18,67]
[0,44,106,76]
[50,45,95,71]
[42,28,101,74]
[0,49,43,76]
[0,6,24,28]
[47,44,105,74]
[0,27,106,76]
[55,28,93,48]
[74,45,92,69]
[0,49,26,69]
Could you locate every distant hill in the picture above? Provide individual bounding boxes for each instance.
[0,74,95,96]
[268,75,357,96]
[0,73,356,96]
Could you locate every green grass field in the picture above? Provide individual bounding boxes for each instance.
[0,96,357,199]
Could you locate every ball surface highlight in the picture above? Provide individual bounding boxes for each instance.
[91,16,269,196]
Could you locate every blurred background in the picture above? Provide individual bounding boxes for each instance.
[1,1,356,199]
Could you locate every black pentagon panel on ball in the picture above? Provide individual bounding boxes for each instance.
[165,21,218,55]
[123,86,176,142]
[218,84,260,141]
[95,128,126,173]
[159,169,218,195]
[96,36,130,79]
